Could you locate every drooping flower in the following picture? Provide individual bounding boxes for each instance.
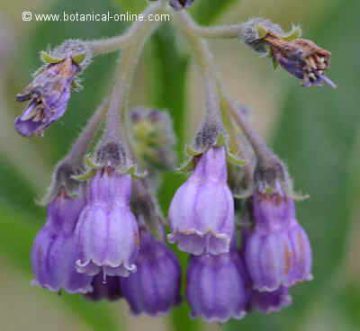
[186,251,250,323]
[121,232,181,315]
[251,286,292,314]
[168,147,234,256]
[263,32,336,88]
[31,188,92,294]
[15,41,90,137]
[84,273,122,301]
[75,167,140,277]
[243,182,313,292]
[169,0,195,10]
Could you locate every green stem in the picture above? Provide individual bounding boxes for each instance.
[173,10,278,165]
[86,2,165,55]
[102,3,165,152]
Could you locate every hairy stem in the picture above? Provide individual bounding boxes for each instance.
[102,5,165,151]
[65,100,108,165]
[174,10,279,165]
[86,2,165,55]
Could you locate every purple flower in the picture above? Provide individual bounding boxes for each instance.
[263,33,336,88]
[169,0,195,10]
[186,251,250,323]
[75,168,140,277]
[121,232,181,315]
[251,286,292,314]
[15,57,80,137]
[243,186,313,292]
[168,147,234,255]
[85,273,122,301]
[31,190,92,293]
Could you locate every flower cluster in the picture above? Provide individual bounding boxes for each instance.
[16,1,333,325]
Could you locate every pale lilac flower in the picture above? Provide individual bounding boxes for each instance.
[121,232,181,315]
[186,251,249,322]
[75,168,139,277]
[243,185,312,292]
[168,147,234,255]
[31,190,92,293]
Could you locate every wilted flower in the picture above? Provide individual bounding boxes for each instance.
[186,251,249,322]
[168,147,234,255]
[251,286,292,314]
[84,273,122,301]
[121,232,181,315]
[75,167,140,277]
[169,0,195,10]
[32,189,92,293]
[263,32,336,88]
[243,182,313,292]
[15,41,90,137]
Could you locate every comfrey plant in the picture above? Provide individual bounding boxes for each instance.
[17,0,335,323]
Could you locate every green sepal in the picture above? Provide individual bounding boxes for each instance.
[84,155,100,170]
[227,151,246,167]
[233,188,254,200]
[71,79,83,91]
[282,25,302,41]
[288,190,310,201]
[177,157,196,173]
[214,132,227,147]
[124,165,147,179]
[72,168,97,181]
[72,53,87,65]
[256,24,269,39]
[185,145,203,157]
[40,51,63,64]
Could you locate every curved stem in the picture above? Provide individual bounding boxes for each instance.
[65,100,108,165]
[102,4,165,156]
[173,10,279,165]
[173,10,221,126]
[86,2,165,55]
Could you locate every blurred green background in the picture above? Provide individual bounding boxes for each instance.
[1,0,360,330]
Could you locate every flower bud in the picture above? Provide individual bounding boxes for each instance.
[243,181,313,292]
[15,40,91,137]
[75,167,140,277]
[32,189,92,293]
[121,232,181,315]
[186,251,249,322]
[130,107,176,171]
[168,147,234,255]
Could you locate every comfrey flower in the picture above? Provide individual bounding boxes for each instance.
[186,250,249,322]
[264,32,335,88]
[32,183,92,294]
[75,165,140,277]
[243,180,313,292]
[169,0,195,10]
[85,273,122,301]
[250,286,292,314]
[168,146,234,255]
[121,232,181,315]
[15,41,91,136]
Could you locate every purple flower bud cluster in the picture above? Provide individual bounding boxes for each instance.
[32,164,181,316]
[166,147,312,322]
